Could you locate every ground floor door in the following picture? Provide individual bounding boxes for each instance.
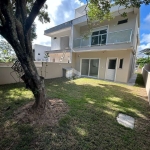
[106,58,117,81]
[81,59,99,78]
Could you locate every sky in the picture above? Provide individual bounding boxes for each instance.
[33,0,150,56]
[33,0,84,46]
[138,4,150,56]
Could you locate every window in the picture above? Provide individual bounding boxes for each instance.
[33,49,35,52]
[38,53,40,55]
[118,19,128,25]
[119,59,124,69]
[91,29,107,46]
[108,59,117,69]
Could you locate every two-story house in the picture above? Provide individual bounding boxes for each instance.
[44,4,140,83]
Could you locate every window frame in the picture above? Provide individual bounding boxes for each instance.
[91,28,108,46]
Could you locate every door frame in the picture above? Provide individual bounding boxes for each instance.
[104,57,118,81]
[80,58,100,79]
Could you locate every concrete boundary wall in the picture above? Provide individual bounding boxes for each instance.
[142,63,150,104]
[0,62,73,85]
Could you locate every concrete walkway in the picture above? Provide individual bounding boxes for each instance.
[128,74,137,86]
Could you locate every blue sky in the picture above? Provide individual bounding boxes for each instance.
[139,4,150,54]
[34,0,150,55]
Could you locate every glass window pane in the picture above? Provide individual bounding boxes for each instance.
[81,59,89,76]
[73,39,81,48]
[81,38,89,47]
[91,36,99,45]
[100,29,107,34]
[89,59,99,77]
[119,59,123,68]
[108,59,116,69]
[101,34,107,45]
[92,31,99,36]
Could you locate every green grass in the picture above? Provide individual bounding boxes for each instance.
[0,76,150,150]
[135,73,145,87]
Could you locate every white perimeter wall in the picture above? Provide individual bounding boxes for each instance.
[142,63,150,104]
[0,62,74,85]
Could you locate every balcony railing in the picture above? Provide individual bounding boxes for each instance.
[73,29,132,48]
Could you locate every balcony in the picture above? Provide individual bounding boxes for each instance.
[73,29,132,49]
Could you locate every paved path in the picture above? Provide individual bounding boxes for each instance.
[128,74,137,86]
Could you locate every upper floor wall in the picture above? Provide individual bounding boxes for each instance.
[44,4,140,53]
[45,3,139,37]
[74,3,139,19]
[51,35,71,50]
[50,29,72,50]
[73,11,139,53]
[75,4,86,18]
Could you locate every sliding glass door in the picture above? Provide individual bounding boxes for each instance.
[81,59,99,78]
[81,59,89,76]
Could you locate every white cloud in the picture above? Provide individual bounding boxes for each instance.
[138,33,150,57]
[138,43,150,58]
[138,43,150,51]
[33,0,84,46]
[141,33,150,44]
[144,13,150,23]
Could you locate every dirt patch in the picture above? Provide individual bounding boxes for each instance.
[14,99,69,126]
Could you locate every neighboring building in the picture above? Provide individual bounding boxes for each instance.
[33,44,51,61]
[44,4,140,83]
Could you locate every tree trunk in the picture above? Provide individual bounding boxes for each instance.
[3,30,47,110]
[21,74,46,110]
[20,56,46,110]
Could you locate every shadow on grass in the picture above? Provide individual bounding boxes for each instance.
[0,83,34,150]
[0,77,150,150]
[134,73,145,87]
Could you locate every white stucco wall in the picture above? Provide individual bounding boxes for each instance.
[51,37,60,50]
[33,44,51,61]
[51,35,71,50]
[75,4,134,19]
[75,4,86,18]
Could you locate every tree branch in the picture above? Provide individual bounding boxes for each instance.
[15,0,27,25]
[25,0,47,33]
[0,10,5,26]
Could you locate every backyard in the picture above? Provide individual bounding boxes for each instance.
[0,74,150,150]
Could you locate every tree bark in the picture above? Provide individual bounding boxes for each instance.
[18,48,46,110]
[21,68,46,110]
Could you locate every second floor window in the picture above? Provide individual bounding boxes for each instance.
[91,29,107,46]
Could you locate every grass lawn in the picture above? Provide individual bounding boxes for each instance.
[0,75,150,150]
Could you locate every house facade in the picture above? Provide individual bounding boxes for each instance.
[44,4,140,83]
[33,44,51,62]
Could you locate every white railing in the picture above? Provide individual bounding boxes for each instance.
[73,29,132,48]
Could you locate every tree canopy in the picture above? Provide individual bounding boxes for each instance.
[0,39,16,62]
[87,0,150,22]
[0,0,49,41]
